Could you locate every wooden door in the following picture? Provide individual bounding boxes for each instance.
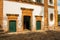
[9,20,16,32]
[36,21,41,30]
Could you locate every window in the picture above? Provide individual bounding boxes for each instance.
[36,0,42,3]
[49,0,53,4]
[50,13,53,21]
[27,0,32,2]
[58,15,60,26]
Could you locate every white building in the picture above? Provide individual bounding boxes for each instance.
[1,0,58,32]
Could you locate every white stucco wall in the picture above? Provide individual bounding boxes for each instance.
[3,1,44,30]
[48,8,54,26]
[3,1,55,31]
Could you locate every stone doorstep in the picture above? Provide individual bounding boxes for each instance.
[2,29,60,35]
[0,30,45,37]
[7,30,45,35]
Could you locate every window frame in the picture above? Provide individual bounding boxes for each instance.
[49,0,53,4]
[36,0,42,3]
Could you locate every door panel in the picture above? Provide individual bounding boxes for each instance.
[24,16,31,30]
[36,21,41,30]
[9,20,16,32]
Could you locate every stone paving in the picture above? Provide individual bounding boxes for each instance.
[0,30,60,40]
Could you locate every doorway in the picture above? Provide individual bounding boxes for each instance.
[36,21,41,30]
[23,16,31,30]
[9,20,16,32]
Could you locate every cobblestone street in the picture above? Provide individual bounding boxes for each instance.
[0,30,60,40]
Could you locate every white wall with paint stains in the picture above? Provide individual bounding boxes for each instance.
[3,1,54,31]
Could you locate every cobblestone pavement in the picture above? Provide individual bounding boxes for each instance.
[0,30,60,40]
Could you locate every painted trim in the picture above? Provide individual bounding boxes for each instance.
[35,16,42,30]
[7,14,19,32]
[21,8,34,31]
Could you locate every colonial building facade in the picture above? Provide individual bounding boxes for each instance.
[0,0,58,32]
